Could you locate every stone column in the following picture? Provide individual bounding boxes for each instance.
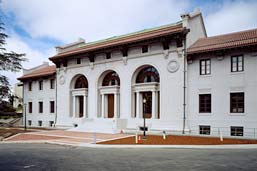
[114,93,118,118]
[73,96,76,118]
[83,95,87,118]
[101,94,105,118]
[136,92,140,119]
[152,91,156,119]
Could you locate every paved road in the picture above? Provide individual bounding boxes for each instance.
[0,144,257,171]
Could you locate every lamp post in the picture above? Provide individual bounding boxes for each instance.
[24,103,27,131]
[143,98,147,139]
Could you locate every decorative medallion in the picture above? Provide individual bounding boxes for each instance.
[167,60,180,73]
[59,75,66,85]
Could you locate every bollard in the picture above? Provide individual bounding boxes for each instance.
[93,132,96,144]
[163,131,166,140]
[135,132,138,144]
[218,128,223,142]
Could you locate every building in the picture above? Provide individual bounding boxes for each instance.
[17,9,257,138]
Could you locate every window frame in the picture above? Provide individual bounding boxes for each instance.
[50,101,55,113]
[50,79,55,89]
[28,82,32,91]
[39,80,43,90]
[231,55,244,72]
[199,125,211,135]
[77,58,81,64]
[28,102,33,113]
[39,101,43,113]
[142,45,148,53]
[230,92,244,113]
[231,126,244,136]
[199,94,212,113]
[199,59,211,75]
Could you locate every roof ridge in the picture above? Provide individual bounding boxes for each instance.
[204,27,257,39]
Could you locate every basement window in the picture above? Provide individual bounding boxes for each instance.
[231,126,244,136]
[28,120,32,126]
[199,125,211,135]
[49,121,54,127]
[38,120,42,127]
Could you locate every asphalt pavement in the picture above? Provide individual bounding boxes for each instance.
[0,143,256,171]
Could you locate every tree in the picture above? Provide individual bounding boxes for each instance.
[0,19,26,103]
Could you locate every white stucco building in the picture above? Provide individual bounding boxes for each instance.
[18,9,257,138]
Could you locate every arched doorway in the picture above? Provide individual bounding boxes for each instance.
[70,75,88,118]
[98,71,120,118]
[132,65,160,119]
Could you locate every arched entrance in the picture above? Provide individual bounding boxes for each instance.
[98,71,120,118]
[70,75,88,118]
[132,65,160,119]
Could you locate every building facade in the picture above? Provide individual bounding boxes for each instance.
[18,10,257,138]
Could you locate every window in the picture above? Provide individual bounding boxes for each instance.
[28,120,32,126]
[28,82,32,91]
[231,126,243,136]
[200,59,211,75]
[49,121,54,127]
[39,80,43,90]
[39,102,43,113]
[28,102,33,113]
[231,55,244,72]
[106,52,111,59]
[199,94,211,113]
[142,45,148,53]
[199,125,211,135]
[50,101,55,113]
[230,93,244,113]
[38,120,42,127]
[77,58,81,64]
[50,79,55,89]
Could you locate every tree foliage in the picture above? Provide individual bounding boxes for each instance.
[0,20,26,103]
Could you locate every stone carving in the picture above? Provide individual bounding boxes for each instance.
[59,75,66,85]
[167,60,180,73]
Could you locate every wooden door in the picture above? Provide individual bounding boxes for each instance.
[78,96,84,118]
[142,92,152,118]
[108,94,114,118]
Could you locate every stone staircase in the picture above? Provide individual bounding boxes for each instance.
[69,118,127,134]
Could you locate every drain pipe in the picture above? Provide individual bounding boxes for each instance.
[182,29,189,134]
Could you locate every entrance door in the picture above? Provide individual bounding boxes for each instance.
[142,92,152,118]
[78,96,84,118]
[107,94,114,118]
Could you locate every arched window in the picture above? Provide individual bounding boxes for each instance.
[74,76,88,89]
[136,66,159,83]
[102,71,120,86]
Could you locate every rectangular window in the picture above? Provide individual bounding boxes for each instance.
[49,121,54,127]
[199,125,211,135]
[50,79,55,89]
[142,45,148,53]
[28,102,33,113]
[199,94,211,113]
[231,126,244,136]
[231,55,244,72]
[230,93,244,113]
[77,58,81,64]
[200,59,211,75]
[28,120,32,126]
[50,101,55,113]
[29,82,32,91]
[39,101,43,113]
[106,52,111,59]
[38,120,42,127]
[39,80,43,90]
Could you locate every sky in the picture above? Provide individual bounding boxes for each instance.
[0,0,257,89]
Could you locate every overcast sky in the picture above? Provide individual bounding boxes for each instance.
[1,0,257,88]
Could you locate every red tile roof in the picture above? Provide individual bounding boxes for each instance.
[18,65,56,81]
[49,22,184,60]
[187,28,257,55]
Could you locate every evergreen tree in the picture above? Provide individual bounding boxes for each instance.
[0,20,26,103]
